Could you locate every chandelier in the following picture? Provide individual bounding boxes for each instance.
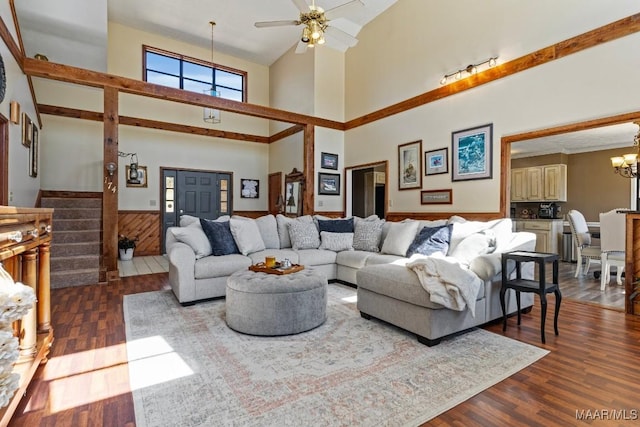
[300,2,327,47]
[610,122,640,179]
[203,21,221,124]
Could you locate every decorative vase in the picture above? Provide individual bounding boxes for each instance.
[119,248,134,261]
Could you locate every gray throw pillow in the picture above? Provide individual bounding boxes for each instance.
[319,231,354,252]
[229,217,266,256]
[200,219,239,256]
[169,222,212,259]
[353,219,384,252]
[255,214,280,249]
[288,221,321,250]
[380,221,420,256]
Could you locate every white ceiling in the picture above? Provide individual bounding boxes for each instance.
[12,0,638,157]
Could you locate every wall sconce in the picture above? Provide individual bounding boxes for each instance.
[9,101,20,124]
[440,56,498,85]
[118,151,140,184]
[106,162,117,176]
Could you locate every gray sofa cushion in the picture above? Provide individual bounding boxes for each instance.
[195,254,251,279]
[365,253,407,266]
[336,250,374,269]
[297,248,337,266]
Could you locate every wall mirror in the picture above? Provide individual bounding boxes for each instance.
[285,168,304,217]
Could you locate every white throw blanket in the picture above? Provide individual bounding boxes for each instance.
[407,255,483,317]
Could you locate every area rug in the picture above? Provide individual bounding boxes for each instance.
[124,284,548,427]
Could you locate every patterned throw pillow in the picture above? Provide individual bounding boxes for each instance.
[352,219,384,252]
[288,221,321,250]
[405,224,453,257]
[319,231,354,252]
[200,219,239,256]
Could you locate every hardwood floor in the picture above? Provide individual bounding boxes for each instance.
[8,269,640,426]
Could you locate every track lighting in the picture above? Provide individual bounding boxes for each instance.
[440,56,499,85]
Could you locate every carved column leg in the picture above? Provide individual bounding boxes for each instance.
[37,242,51,332]
[18,249,38,360]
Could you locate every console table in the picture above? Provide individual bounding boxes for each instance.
[500,251,562,344]
[0,206,54,426]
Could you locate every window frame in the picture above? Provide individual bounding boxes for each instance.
[142,45,247,103]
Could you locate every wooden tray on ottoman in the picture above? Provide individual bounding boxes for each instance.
[248,263,304,275]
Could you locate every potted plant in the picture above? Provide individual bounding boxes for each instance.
[118,235,138,261]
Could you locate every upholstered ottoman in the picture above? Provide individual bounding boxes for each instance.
[225,268,328,336]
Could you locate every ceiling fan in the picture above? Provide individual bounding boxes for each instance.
[254,0,363,53]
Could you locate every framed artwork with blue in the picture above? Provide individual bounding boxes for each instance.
[451,123,493,181]
[424,147,448,175]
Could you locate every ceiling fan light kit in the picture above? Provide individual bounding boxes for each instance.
[255,0,362,54]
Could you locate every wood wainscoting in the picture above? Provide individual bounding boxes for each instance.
[118,210,160,256]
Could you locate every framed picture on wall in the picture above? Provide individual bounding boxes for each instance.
[320,152,338,170]
[398,140,422,190]
[318,172,340,195]
[126,165,148,187]
[240,179,259,198]
[451,123,493,181]
[22,113,32,148]
[29,125,38,178]
[425,147,448,175]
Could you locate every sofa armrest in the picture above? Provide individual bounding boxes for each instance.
[167,241,197,303]
[469,232,537,280]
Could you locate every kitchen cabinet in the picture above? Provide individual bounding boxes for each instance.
[510,164,567,202]
[514,219,563,254]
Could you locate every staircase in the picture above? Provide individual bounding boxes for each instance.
[41,194,102,288]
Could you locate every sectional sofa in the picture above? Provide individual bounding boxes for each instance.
[165,213,536,345]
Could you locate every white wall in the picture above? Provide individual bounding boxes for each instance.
[343,0,640,214]
[1,3,40,207]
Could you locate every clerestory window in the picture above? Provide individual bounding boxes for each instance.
[143,45,246,102]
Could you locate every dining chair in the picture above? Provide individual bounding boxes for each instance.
[599,209,626,290]
[567,209,601,278]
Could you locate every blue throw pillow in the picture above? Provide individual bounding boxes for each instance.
[405,224,453,257]
[200,218,239,256]
[317,217,354,233]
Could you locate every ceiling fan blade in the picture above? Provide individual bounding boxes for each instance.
[325,0,364,20]
[255,20,300,28]
[295,40,309,54]
[291,0,310,13]
[325,26,358,47]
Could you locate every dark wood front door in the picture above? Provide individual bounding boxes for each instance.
[268,172,282,215]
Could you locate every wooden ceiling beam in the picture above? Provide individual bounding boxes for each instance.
[269,125,304,143]
[25,58,344,130]
[38,104,270,144]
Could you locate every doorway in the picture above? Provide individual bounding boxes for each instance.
[160,168,233,253]
[346,161,388,219]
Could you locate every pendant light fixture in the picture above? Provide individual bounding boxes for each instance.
[203,21,221,124]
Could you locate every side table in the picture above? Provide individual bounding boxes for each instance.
[500,251,562,344]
